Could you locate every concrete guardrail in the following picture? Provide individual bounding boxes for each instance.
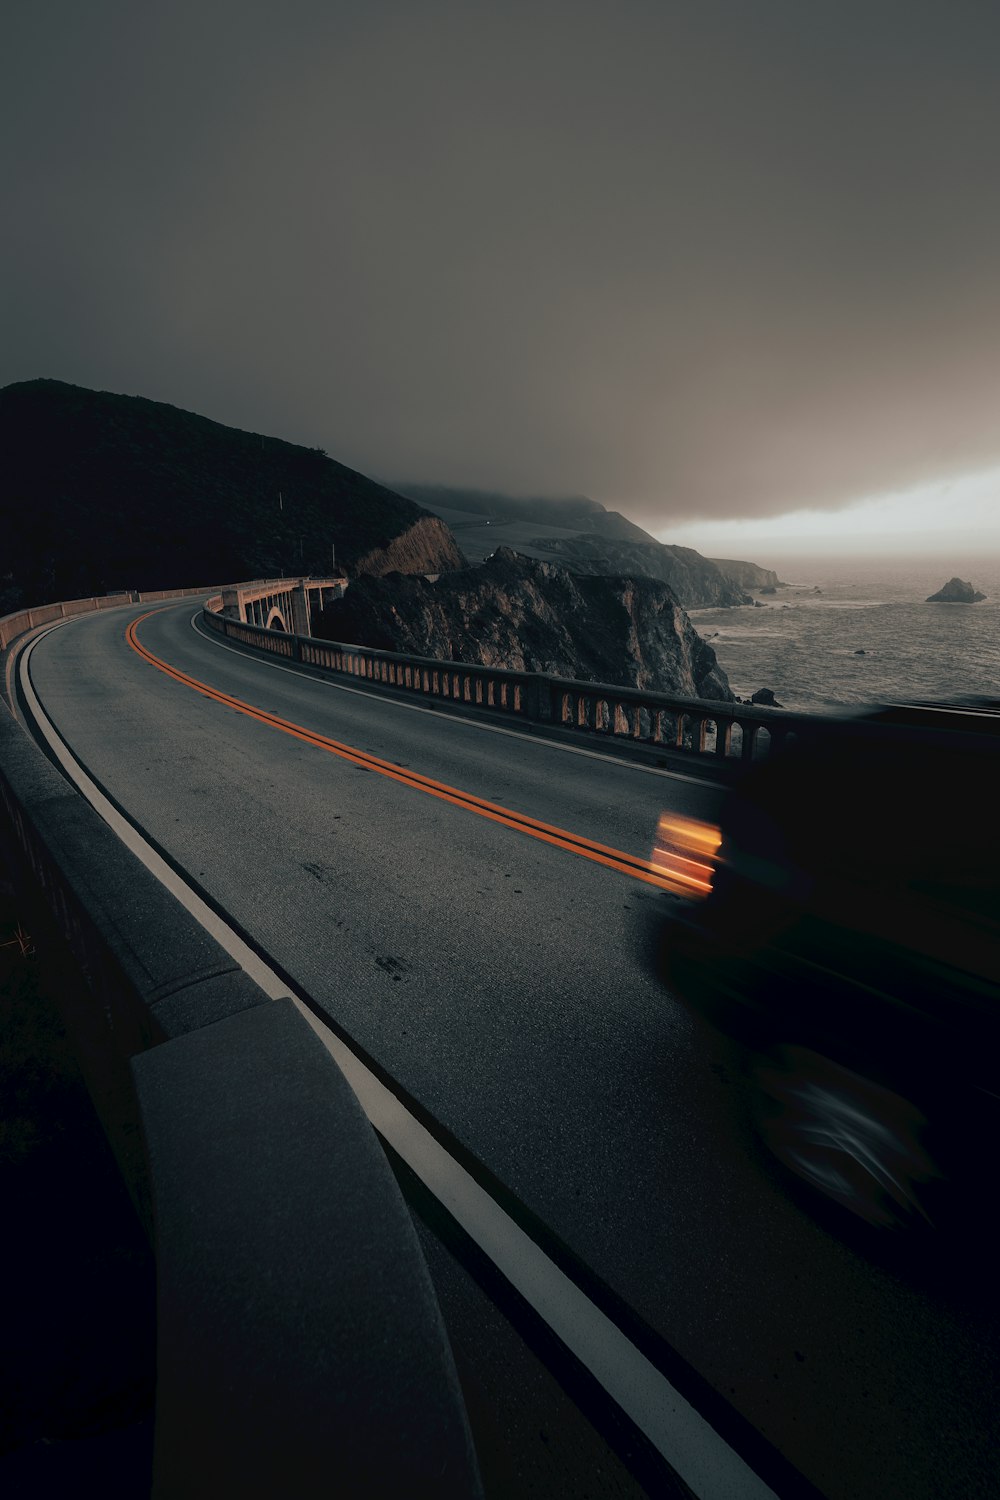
[0,584,218,649]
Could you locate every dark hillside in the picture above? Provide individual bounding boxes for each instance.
[0,380,463,612]
[395,483,657,544]
[396,484,608,523]
[391,483,754,606]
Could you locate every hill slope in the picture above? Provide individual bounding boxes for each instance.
[393,483,756,606]
[0,380,463,612]
[395,484,656,542]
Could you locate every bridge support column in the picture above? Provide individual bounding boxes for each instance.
[290,585,311,638]
[221,587,242,621]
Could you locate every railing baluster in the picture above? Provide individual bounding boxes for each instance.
[199,595,804,766]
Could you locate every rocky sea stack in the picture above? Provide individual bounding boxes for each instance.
[926,577,986,603]
[316,547,734,700]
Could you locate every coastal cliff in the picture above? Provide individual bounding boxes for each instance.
[523,537,752,607]
[394,484,776,608]
[316,547,734,700]
[710,558,784,591]
[354,515,466,577]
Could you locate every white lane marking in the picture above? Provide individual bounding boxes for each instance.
[5,620,58,714]
[23,620,778,1500]
[187,609,721,789]
[304,1015,778,1500]
[19,629,288,1001]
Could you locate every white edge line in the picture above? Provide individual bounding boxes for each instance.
[19,626,289,1001]
[22,619,779,1500]
[187,608,722,789]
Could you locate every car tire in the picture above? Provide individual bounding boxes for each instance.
[748,1043,944,1230]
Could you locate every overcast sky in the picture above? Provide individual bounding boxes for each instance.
[5,1,1000,550]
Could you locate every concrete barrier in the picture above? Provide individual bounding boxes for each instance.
[136,1000,481,1500]
[0,627,481,1495]
[0,586,221,652]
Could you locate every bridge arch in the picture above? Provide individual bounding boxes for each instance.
[265,607,287,632]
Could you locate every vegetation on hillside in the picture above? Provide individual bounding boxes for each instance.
[0,380,449,612]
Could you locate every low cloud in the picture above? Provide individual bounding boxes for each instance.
[5,1,1000,529]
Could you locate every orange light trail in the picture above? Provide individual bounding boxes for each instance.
[650,813,722,898]
[127,612,686,893]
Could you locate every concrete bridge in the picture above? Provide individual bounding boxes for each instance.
[220,576,346,635]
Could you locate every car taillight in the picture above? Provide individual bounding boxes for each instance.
[651,813,722,898]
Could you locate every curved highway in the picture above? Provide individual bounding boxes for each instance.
[18,599,1000,1500]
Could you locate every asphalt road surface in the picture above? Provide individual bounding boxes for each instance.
[19,600,1000,1500]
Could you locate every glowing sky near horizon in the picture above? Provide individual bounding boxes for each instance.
[660,464,1000,560]
[5,2,1000,543]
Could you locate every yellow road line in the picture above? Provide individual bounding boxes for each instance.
[128,612,675,891]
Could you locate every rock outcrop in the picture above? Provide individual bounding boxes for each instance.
[354,515,466,577]
[316,547,734,700]
[710,558,785,591]
[926,577,986,603]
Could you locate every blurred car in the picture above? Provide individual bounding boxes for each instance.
[654,701,1000,1229]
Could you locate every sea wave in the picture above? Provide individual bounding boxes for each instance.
[694,556,1000,713]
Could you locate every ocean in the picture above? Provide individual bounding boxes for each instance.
[689,555,1000,715]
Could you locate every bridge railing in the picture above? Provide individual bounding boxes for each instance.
[203,598,817,766]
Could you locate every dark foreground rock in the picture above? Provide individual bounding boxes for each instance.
[749,688,783,707]
[317,547,734,700]
[926,577,986,603]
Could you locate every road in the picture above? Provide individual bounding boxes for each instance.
[20,600,1000,1499]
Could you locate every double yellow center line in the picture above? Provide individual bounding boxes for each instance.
[127,612,677,892]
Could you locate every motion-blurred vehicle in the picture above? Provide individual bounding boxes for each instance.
[654,701,1000,1229]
